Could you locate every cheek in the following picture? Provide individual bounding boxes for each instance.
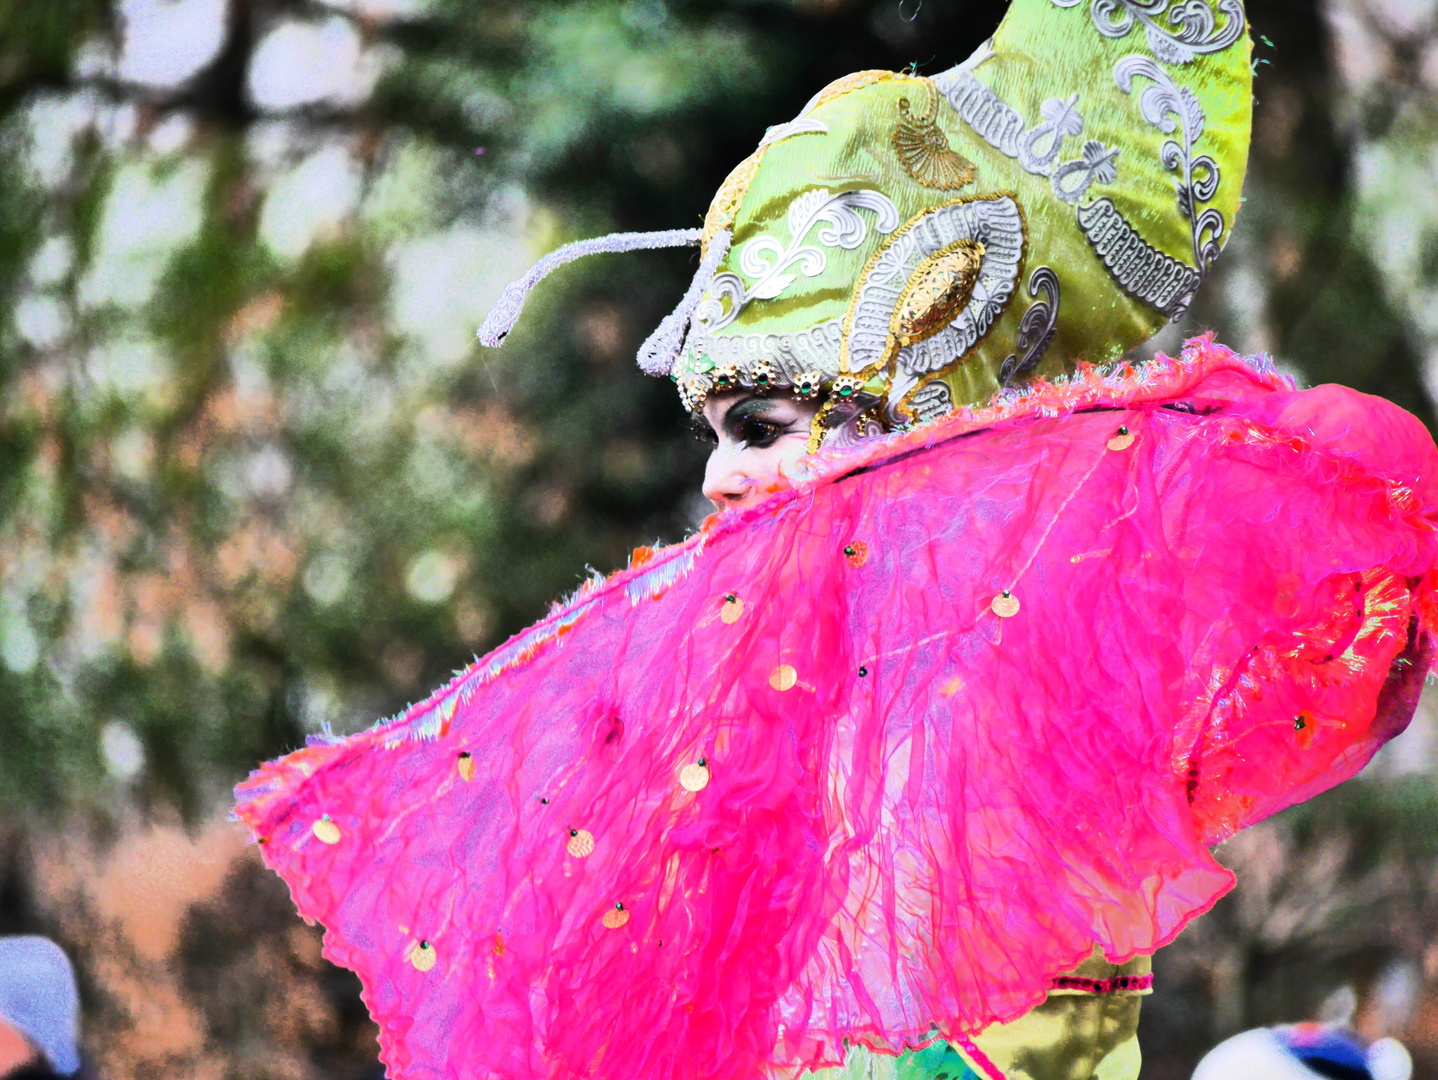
[774,433,813,475]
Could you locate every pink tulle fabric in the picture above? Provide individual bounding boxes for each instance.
[235,338,1438,1080]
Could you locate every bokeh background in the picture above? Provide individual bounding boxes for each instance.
[1,0,1437,1076]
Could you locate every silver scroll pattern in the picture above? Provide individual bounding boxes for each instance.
[1115,54,1224,281]
[930,70,1119,205]
[997,267,1061,387]
[846,195,1026,379]
[1077,198,1201,317]
[682,188,899,382]
[1050,0,1247,65]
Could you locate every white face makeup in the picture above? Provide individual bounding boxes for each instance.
[699,391,820,512]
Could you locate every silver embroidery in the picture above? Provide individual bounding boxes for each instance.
[757,117,829,148]
[847,196,1025,378]
[931,70,1118,204]
[688,317,846,385]
[1114,55,1224,276]
[1052,140,1121,202]
[1018,95,1084,175]
[1076,198,1201,316]
[1050,0,1246,65]
[692,188,900,336]
[998,267,1061,387]
[909,381,955,423]
[934,69,1025,158]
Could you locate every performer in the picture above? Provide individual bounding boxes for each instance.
[236,2,1438,1079]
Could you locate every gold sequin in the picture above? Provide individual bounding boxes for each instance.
[720,594,744,624]
[892,84,976,190]
[679,761,710,792]
[566,829,595,858]
[602,904,630,929]
[1107,425,1136,451]
[991,591,1021,618]
[408,940,437,972]
[494,932,506,956]
[457,751,475,782]
[843,541,869,567]
[769,665,798,691]
[312,815,341,845]
[893,240,985,345]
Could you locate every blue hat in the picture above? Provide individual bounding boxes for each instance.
[0,937,81,1076]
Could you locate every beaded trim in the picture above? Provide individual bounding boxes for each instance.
[1048,972,1154,994]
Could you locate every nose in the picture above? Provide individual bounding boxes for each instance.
[702,444,755,510]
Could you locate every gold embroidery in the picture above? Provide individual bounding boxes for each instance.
[893,240,985,346]
[703,152,761,256]
[893,83,976,191]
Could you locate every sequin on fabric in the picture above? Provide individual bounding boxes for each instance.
[236,339,1438,1080]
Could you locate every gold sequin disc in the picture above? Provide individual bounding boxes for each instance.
[312,816,341,845]
[566,829,595,858]
[602,905,630,929]
[892,240,984,345]
[457,752,475,782]
[769,665,798,691]
[720,595,744,624]
[1107,428,1136,451]
[408,940,437,972]
[991,591,1021,618]
[679,762,710,792]
[844,541,870,567]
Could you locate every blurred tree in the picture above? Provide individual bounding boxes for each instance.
[1,0,1437,1077]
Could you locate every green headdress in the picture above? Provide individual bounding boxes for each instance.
[479,0,1252,444]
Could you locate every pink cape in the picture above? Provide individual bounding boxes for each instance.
[235,338,1438,1080]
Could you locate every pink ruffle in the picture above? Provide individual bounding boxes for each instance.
[236,338,1438,1080]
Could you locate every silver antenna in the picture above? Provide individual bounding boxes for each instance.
[477,228,703,347]
[636,229,731,377]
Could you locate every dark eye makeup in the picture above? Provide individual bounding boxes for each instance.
[712,397,805,449]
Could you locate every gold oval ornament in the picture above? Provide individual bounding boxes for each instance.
[769,665,798,691]
[312,816,341,845]
[457,751,475,782]
[602,904,630,929]
[991,591,1020,618]
[566,829,595,858]
[720,594,744,624]
[408,940,437,972]
[893,240,985,346]
[1107,426,1135,451]
[679,762,710,792]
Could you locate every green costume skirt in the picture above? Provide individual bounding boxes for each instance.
[801,953,1150,1080]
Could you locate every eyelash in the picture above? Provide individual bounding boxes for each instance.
[734,417,784,448]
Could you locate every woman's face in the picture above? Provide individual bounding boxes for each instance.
[700,391,819,511]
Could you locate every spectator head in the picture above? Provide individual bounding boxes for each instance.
[0,938,80,1077]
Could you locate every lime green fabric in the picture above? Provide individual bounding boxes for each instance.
[673,0,1252,427]
[793,953,1150,1080]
